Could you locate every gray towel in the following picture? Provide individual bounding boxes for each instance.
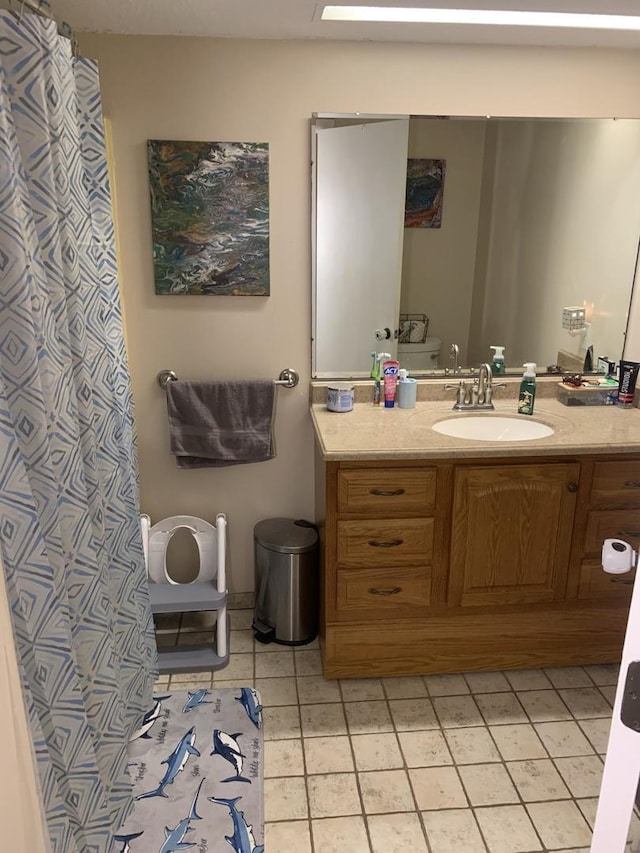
[166,379,276,468]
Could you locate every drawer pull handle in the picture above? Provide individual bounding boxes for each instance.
[611,577,635,585]
[368,538,403,548]
[368,586,402,596]
[617,530,640,538]
[370,488,406,496]
[624,481,640,488]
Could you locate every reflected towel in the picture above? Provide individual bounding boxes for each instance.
[166,380,276,468]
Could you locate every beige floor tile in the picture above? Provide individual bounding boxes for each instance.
[464,671,511,693]
[264,738,305,777]
[526,800,592,848]
[345,700,394,734]
[308,772,362,818]
[311,816,370,853]
[156,631,179,648]
[254,638,284,652]
[265,820,311,853]
[504,668,553,692]
[214,653,253,681]
[263,705,301,741]
[176,630,215,646]
[229,629,254,653]
[254,676,297,707]
[544,667,593,689]
[351,732,403,771]
[578,717,611,754]
[423,808,487,853]
[517,689,572,722]
[154,612,182,630]
[382,675,429,699]
[458,763,519,807]
[340,678,385,702]
[444,727,500,764]
[476,692,528,726]
[534,720,595,757]
[301,702,348,737]
[255,650,294,678]
[425,673,470,696]
[433,695,484,728]
[369,812,429,853]
[296,675,342,704]
[584,662,620,685]
[181,611,217,631]
[389,697,439,731]
[576,796,598,828]
[475,805,542,853]
[506,759,571,801]
[559,687,612,719]
[555,754,604,798]
[228,608,254,630]
[398,729,453,767]
[264,775,309,821]
[154,675,171,688]
[213,678,255,690]
[409,766,468,810]
[360,768,416,814]
[304,734,354,774]
[295,650,323,676]
[169,673,213,688]
[490,724,547,761]
[598,684,616,705]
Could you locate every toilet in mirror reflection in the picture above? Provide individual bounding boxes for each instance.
[398,337,442,370]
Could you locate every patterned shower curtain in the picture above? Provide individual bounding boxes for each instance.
[0,11,157,852]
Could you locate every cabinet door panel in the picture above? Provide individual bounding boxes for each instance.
[449,464,578,607]
[337,518,434,568]
[584,510,640,555]
[337,469,436,515]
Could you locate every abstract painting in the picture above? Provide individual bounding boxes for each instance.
[148,140,270,295]
[405,158,446,228]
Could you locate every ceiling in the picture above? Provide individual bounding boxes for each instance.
[50,0,640,48]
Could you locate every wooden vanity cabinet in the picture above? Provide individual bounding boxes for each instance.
[318,453,638,679]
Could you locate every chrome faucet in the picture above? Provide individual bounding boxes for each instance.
[447,362,504,411]
[446,343,460,375]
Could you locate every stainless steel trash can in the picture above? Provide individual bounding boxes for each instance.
[252,517,319,645]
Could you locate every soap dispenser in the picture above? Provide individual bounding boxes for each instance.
[490,346,506,375]
[518,363,537,415]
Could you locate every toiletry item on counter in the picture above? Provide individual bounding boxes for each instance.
[397,369,417,409]
[517,363,537,415]
[382,358,400,408]
[326,382,354,413]
[557,381,616,406]
[583,345,593,373]
[617,359,640,407]
[370,351,390,406]
[490,346,506,375]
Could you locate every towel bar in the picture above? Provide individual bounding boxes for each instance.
[157,368,299,391]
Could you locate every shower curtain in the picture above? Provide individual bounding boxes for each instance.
[0,11,156,852]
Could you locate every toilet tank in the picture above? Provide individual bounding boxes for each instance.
[398,337,442,370]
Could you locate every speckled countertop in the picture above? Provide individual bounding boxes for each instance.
[310,390,640,460]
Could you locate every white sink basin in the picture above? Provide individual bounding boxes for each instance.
[432,416,554,442]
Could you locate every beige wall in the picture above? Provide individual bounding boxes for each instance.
[80,33,640,591]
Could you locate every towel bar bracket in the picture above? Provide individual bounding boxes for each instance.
[156,368,299,390]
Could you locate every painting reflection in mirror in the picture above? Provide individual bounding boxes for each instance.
[404,159,445,228]
[312,116,640,378]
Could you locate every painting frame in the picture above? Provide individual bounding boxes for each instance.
[404,158,446,229]
[147,139,270,295]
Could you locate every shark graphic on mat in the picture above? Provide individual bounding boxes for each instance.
[211,729,250,783]
[235,688,262,730]
[113,831,144,852]
[129,695,171,742]
[182,689,213,713]
[210,795,264,853]
[136,726,200,800]
[160,777,205,853]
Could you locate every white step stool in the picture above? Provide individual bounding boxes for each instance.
[141,513,229,674]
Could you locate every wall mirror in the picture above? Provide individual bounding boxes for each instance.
[311,114,640,378]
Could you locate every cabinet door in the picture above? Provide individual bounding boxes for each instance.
[449,463,579,607]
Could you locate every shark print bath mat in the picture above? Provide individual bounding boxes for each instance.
[113,687,264,853]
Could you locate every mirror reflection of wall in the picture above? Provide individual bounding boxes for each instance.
[312,115,640,378]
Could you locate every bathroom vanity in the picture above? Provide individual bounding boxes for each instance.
[311,391,640,678]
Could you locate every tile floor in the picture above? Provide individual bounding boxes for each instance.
[154,609,637,852]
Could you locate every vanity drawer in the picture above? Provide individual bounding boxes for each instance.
[578,560,634,601]
[336,567,431,615]
[337,468,436,515]
[584,510,640,554]
[336,518,434,568]
[590,461,640,509]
